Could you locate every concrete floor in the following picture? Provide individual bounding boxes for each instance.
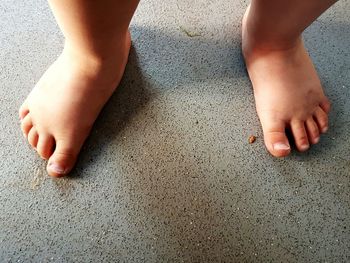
[1,0,349,262]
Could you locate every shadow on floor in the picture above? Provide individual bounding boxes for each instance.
[58,23,349,261]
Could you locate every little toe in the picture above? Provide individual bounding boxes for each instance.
[261,120,291,157]
[314,107,329,133]
[305,118,320,144]
[320,98,331,114]
[291,120,309,152]
[20,114,33,137]
[47,139,78,177]
[27,127,39,149]
[19,101,29,120]
[37,134,55,160]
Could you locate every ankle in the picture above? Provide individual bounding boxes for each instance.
[62,30,131,66]
[242,24,302,61]
[242,8,301,59]
[243,36,302,59]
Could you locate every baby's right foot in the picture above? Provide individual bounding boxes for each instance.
[19,31,131,176]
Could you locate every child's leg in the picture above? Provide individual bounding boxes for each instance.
[19,0,139,176]
[242,0,336,157]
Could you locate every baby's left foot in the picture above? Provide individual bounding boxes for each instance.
[242,7,330,157]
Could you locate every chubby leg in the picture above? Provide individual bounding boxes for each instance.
[242,0,336,157]
[19,0,139,176]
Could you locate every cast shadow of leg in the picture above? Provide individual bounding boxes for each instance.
[69,45,153,178]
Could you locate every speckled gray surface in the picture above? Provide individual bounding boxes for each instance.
[1,0,349,262]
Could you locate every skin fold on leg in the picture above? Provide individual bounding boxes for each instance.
[242,0,336,157]
[19,0,139,176]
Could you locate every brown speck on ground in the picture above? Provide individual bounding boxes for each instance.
[249,135,256,144]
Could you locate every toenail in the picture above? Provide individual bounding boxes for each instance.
[322,126,328,133]
[300,144,309,151]
[48,163,65,175]
[314,137,320,143]
[273,143,290,151]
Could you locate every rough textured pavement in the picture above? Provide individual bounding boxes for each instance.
[1,0,349,262]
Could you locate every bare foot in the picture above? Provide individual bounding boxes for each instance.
[19,32,131,176]
[242,6,330,157]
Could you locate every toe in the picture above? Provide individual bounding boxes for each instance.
[20,114,33,137]
[291,120,309,152]
[19,101,29,120]
[37,134,55,160]
[305,118,320,144]
[314,107,329,133]
[320,98,331,114]
[27,127,39,149]
[261,119,291,157]
[47,139,78,177]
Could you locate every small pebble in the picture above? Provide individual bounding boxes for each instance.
[249,135,256,144]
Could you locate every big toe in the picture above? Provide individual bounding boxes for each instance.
[261,118,291,157]
[47,139,78,177]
